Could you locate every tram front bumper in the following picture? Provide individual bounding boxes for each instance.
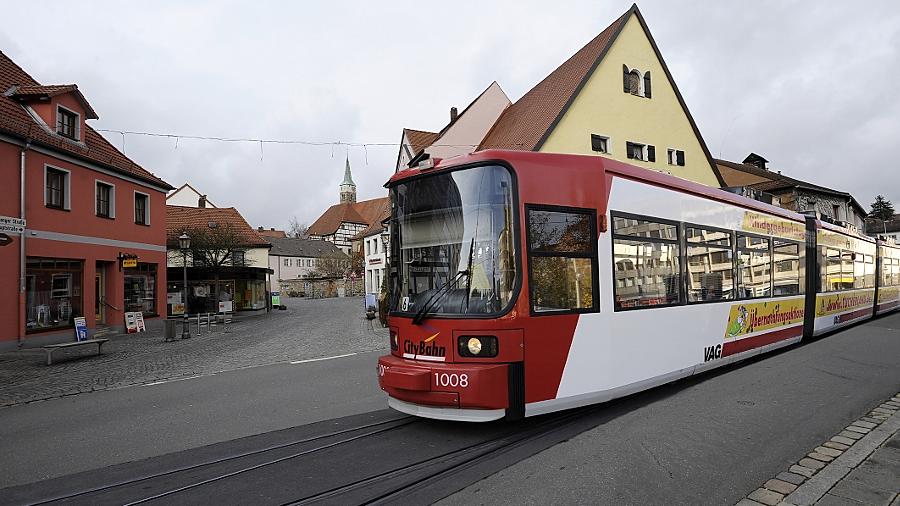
[377,354,509,410]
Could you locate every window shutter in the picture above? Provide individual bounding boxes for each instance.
[676,150,685,166]
[623,65,630,92]
[643,71,651,98]
[626,142,635,159]
[647,145,656,162]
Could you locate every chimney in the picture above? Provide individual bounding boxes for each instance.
[257,226,263,231]
[270,227,275,231]
[198,195,207,208]
[450,107,458,122]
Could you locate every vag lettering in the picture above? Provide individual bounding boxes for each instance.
[703,344,722,362]
[404,340,446,358]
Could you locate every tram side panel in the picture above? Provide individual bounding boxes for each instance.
[527,176,808,416]
[876,242,900,314]
[812,228,877,336]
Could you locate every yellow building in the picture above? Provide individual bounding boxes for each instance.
[479,4,725,187]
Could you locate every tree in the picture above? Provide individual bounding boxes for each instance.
[310,250,350,278]
[869,195,895,222]
[288,217,309,238]
[350,248,365,277]
[174,223,255,312]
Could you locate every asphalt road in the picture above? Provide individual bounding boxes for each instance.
[438,312,900,505]
[0,349,387,488]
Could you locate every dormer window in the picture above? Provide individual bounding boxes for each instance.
[56,106,79,140]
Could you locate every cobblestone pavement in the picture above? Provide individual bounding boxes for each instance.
[0,296,387,407]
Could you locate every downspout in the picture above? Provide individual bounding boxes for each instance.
[18,140,31,347]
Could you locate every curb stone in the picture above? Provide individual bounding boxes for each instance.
[735,392,900,506]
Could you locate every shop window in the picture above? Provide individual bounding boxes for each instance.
[773,240,802,295]
[612,214,681,309]
[25,258,83,332]
[124,263,157,315]
[527,206,598,313]
[685,226,733,302]
[737,234,771,299]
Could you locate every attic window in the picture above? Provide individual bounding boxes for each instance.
[667,149,685,166]
[622,66,651,98]
[56,106,79,140]
[627,142,655,162]
[590,134,609,154]
[208,221,218,228]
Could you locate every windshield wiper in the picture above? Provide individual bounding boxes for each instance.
[411,238,475,325]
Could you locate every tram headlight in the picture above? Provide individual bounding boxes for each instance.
[458,335,498,358]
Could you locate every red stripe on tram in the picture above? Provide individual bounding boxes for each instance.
[722,325,803,357]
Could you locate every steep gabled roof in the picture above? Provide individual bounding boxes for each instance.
[307,196,390,236]
[478,9,630,151]
[404,128,439,155]
[166,182,218,207]
[0,50,171,190]
[166,206,271,248]
[12,84,98,119]
[477,4,726,187]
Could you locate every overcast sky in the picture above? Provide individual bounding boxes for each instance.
[2,1,898,228]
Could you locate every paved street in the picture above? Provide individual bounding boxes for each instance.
[0,296,386,407]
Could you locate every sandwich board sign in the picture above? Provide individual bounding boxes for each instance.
[73,317,88,341]
[124,312,146,333]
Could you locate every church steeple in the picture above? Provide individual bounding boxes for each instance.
[339,155,357,204]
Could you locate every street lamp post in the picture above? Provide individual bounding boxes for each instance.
[179,232,191,339]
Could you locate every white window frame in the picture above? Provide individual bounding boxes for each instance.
[94,179,116,218]
[56,104,81,141]
[134,190,151,225]
[44,164,71,210]
[590,134,610,154]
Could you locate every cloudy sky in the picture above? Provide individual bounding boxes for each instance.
[2,1,898,228]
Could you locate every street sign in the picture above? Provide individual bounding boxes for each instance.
[0,234,11,247]
[0,216,25,234]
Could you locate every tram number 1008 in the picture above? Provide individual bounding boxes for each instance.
[434,373,469,388]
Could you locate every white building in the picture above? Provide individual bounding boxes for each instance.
[355,223,389,294]
[267,237,346,288]
[166,183,217,208]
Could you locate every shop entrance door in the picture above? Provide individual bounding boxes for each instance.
[95,266,105,323]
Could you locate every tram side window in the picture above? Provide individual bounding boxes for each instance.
[527,207,598,313]
[773,240,802,295]
[821,248,842,292]
[685,226,733,302]
[736,234,771,299]
[864,255,876,289]
[841,251,856,290]
[885,257,900,287]
[612,215,681,310]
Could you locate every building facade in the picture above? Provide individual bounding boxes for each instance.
[266,236,346,290]
[0,51,172,348]
[166,206,272,314]
[353,223,389,294]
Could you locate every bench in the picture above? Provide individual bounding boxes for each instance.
[42,339,109,365]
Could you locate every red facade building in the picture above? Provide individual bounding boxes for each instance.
[0,51,172,349]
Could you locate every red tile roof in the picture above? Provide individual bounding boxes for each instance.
[404,128,439,155]
[478,10,630,151]
[308,196,390,236]
[0,50,171,190]
[166,206,270,248]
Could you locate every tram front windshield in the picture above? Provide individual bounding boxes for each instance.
[389,164,517,316]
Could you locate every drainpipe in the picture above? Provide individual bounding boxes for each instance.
[18,140,30,347]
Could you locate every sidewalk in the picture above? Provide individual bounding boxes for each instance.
[0,296,387,408]
[739,392,900,506]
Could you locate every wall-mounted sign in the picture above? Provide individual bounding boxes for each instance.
[0,216,25,234]
[0,233,12,247]
[368,258,383,265]
[122,258,138,268]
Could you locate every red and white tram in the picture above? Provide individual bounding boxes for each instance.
[376,150,900,421]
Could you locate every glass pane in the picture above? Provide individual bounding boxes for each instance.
[854,259,866,289]
[686,245,733,302]
[773,241,801,295]
[529,210,592,253]
[391,165,517,315]
[821,248,842,291]
[686,227,732,247]
[613,239,681,309]
[738,250,771,298]
[737,235,769,250]
[612,217,677,240]
[124,264,157,314]
[865,256,875,288]
[531,257,594,312]
[841,252,854,290]
[25,258,83,332]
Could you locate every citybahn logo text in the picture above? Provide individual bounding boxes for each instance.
[403,340,446,359]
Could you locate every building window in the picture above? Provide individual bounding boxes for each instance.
[124,263,157,315]
[45,167,69,209]
[231,250,246,265]
[667,149,685,166]
[626,142,655,162]
[134,193,150,225]
[622,66,651,98]
[56,106,79,140]
[25,258,83,332]
[590,134,609,154]
[96,181,114,218]
[528,206,598,313]
[284,258,290,267]
[833,204,841,222]
[685,226,734,302]
[737,234,771,299]
[612,214,681,310]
